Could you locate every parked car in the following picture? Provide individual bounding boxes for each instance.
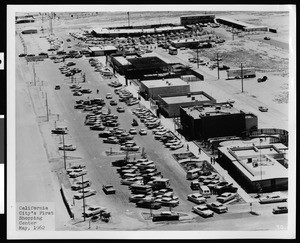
[192,205,214,218]
[121,177,143,186]
[120,145,140,151]
[264,36,271,40]
[259,194,288,204]
[187,193,207,204]
[18,53,27,57]
[258,106,268,112]
[55,85,61,90]
[272,206,288,214]
[152,211,180,222]
[190,180,201,190]
[110,100,118,106]
[216,192,237,203]
[74,189,96,199]
[102,185,116,194]
[139,129,147,135]
[128,128,138,135]
[51,127,67,134]
[129,194,147,203]
[73,91,82,96]
[132,119,139,126]
[71,181,91,190]
[106,93,113,99]
[90,125,105,131]
[206,202,228,213]
[103,137,119,144]
[155,197,179,207]
[170,143,184,150]
[59,144,76,151]
[68,170,87,178]
[116,107,125,113]
[136,200,162,209]
[81,88,92,94]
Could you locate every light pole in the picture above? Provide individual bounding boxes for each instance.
[240,63,244,93]
[62,133,66,170]
[81,175,86,222]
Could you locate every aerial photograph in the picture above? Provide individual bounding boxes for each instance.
[8,4,295,239]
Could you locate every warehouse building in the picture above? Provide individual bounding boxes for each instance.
[139,78,190,100]
[217,143,288,192]
[216,17,268,32]
[89,46,118,56]
[157,91,216,117]
[21,27,38,34]
[91,25,186,38]
[180,14,216,25]
[180,103,258,140]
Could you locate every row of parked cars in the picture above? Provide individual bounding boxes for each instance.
[88,58,114,77]
[111,157,180,211]
[114,87,140,106]
[58,62,82,77]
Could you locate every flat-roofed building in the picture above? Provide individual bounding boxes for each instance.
[180,14,215,25]
[180,103,257,140]
[216,17,268,32]
[218,143,288,192]
[109,55,133,75]
[157,91,216,117]
[140,78,190,100]
[89,45,118,56]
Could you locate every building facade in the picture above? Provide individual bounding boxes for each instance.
[180,14,216,25]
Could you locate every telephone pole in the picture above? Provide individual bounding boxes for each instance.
[82,175,86,221]
[45,92,49,121]
[217,53,220,80]
[127,12,130,27]
[196,46,199,68]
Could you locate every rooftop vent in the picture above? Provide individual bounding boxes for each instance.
[187,93,191,97]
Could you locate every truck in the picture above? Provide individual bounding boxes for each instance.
[226,67,256,79]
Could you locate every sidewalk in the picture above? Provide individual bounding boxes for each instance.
[114,73,254,203]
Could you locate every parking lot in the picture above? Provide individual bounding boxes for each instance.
[15,20,289,231]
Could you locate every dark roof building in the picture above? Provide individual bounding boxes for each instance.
[180,103,258,140]
[180,14,215,25]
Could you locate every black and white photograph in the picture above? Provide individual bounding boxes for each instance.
[7,4,296,239]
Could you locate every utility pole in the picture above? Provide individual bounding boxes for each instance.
[259,138,263,189]
[196,46,199,68]
[62,132,66,169]
[241,63,244,92]
[45,92,49,121]
[216,53,220,80]
[127,12,130,27]
[82,175,86,221]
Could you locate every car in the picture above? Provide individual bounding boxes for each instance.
[110,100,118,106]
[126,99,139,106]
[66,38,71,42]
[68,170,87,178]
[165,140,180,147]
[129,194,147,203]
[216,192,237,203]
[74,189,96,199]
[73,91,82,96]
[74,104,85,109]
[128,128,138,135]
[264,36,271,40]
[116,107,125,113]
[258,106,268,112]
[66,61,76,66]
[192,205,214,218]
[51,127,68,134]
[106,93,113,99]
[70,84,81,89]
[155,197,179,207]
[206,202,228,214]
[187,193,207,204]
[190,180,201,190]
[272,206,288,214]
[259,194,288,204]
[87,205,107,212]
[136,200,162,209]
[120,145,140,151]
[121,177,143,186]
[59,144,76,151]
[18,53,27,57]
[102,185,116,194]
[71,181,91,190]
[90,125,105,131]
[139,129,147,135]
[152,211,180,222]
[103,137,119,144]
[170,143,184,150]
[80,89,92,94]
[55,85,61,90]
